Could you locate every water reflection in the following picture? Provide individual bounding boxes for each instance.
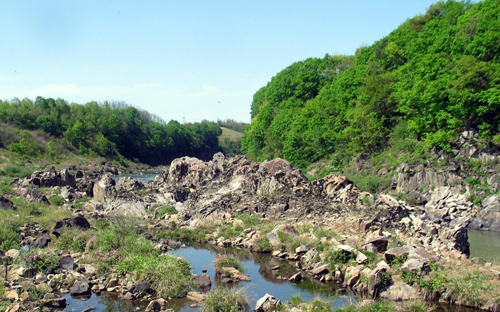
[113,172,159,185]
[468,229,500,263]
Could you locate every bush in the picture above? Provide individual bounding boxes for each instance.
[157,205,178,218]
[202,288,249,312]
[48,195,65,206]
[116,253,194,298]
[0,164,33,178]
[235,213,261,227]
[214,255,244,273]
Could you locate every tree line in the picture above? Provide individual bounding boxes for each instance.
[0,97,222,165]
[242,0,500,168]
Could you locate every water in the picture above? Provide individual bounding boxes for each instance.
[113,172,159,185]
[167,245,355,312]
[468,229,500,263]
[62,245,479,312]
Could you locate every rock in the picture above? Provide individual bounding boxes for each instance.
[343,266,363,287]
[186,291,206,302]
[363,237,388,253]
[401,258,429,273]
[380,280,421,301]
[4,290,18,300]
[356,252,368,264]
[363,243,379,253]
[145,300,162,311]
[295,245,309,254]
[311,263,329,276]
[71,281,91,296]
[30,234,52,248]
[93,173,116,202]
[127,281,152,296]
[289,272,303,282]
[384,246,414,264]
[52,216,91,237]
[193,273,211,288]
[43,298,67,308]
[24,188,50,204]
[255,294,281,312]
[0,196,16,210]
[59,256,74,271]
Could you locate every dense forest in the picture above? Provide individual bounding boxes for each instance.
[0,97,222,165]
[241,0,500,169]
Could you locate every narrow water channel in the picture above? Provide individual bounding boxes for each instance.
[113,172,160,184]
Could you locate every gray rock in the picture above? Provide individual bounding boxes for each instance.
[401,258,429,273]
[363,237,388,253]
[380,280,421,301]
[289,272,303,283]
[311,263,329,276]
[0,196,16,210]
[59,256,74,271]
[295,245,309,254]
[53,216,91,237]
[71,281,91,296]
[255,294,281,312]
[43,297,66,308]
[266,224,298,247]
[384,246,413,264]
[31,235,51,249]
[193,273,211,288]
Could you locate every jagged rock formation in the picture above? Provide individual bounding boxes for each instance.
[149,153,470,255]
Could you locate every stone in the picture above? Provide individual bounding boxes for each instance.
[311,263,329,276]
[70,281,91,296]
[59,256,74,271]
[0,196,16,210]
[289,272,303,282]
[186,291,206,302]
[255,294,281,312]
[44,298,67,308]
[127,280,152,295]
[380,280,421,301]
[145,300,162,311]
[295,245,309,254]
[356,252,368,264]
[52,216,91,237]
[343,266,363,287]
[401,258,429,273]
[193,273,211,288]
[31,235,51,248]
[93,173,117,202]
[384,246,414,264]
[4,290,18,300]
[363,237,388,253]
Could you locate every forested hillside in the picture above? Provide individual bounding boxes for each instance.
[0,97,221,165]
[242,0,500,169]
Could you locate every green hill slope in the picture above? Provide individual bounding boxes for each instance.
[242,0,500,170]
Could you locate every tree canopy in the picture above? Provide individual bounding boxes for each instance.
[242,0,500,168]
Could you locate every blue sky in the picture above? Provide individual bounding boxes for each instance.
[1,0,448,124]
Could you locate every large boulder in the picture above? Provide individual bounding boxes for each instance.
[93,173,116,202]
[255,294,281,312]
[266,225,298,247]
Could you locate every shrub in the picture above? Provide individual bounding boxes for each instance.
[157,205,178,218]
[116,253,194,298]
[214,255,244,273]
[202,288,249,312]
[48,195,65,206]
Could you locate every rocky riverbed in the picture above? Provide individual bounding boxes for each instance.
[1,153,500,311]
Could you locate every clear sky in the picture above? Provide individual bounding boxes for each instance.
[1,0,449,124]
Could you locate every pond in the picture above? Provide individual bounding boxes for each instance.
[468,229,500,263]
[62,244,477,312]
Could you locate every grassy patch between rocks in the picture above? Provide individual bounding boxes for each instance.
[202,288,249,312]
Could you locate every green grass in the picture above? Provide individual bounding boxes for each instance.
[213,255,244,273]
[202,288,249,312]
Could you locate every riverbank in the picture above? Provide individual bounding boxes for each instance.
[1,153,500,311]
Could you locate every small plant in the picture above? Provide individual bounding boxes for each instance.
[214,255,244,273]
[156,205,178,218]
[48,195,65,206]
[325,249,354,266]
[23,252,59,273]
[235,213,261,227]
[202,288,249,312]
